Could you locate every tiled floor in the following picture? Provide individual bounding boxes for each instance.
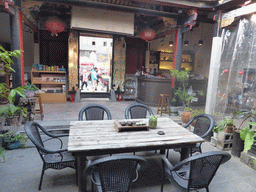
[2,98,256,192]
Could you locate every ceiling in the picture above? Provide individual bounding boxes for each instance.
[1,0,249,37]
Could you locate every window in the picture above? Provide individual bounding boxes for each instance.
[92,41,95,45]
[103,42,107,46]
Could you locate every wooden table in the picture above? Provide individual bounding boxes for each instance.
[68,117,204,192]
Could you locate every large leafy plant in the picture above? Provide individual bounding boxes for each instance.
[170,69,203,108]
[0,46,27,123]
[240,121,256,152]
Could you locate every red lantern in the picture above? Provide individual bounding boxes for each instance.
[239,71,243,75]
[139,27,156,41]
[224,69,229,73]
[45,17,65,36]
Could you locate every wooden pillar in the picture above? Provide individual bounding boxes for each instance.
[10,7,24,87]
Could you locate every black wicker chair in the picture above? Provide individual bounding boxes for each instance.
[24,121,77,191]
[125,103,154,119]
[171,114,215,157]
[161,151,231,192]
[85,155,148,192]
[78,104,112,121]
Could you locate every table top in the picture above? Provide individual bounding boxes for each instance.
[68,117,204,156]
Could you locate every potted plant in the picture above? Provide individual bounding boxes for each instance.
[170,69,204,123]
[0,46,27,128]
[239,121,256,152]
[1,131,28,150]
[212,122,223,139]
[23,82,39,98]
[220,117,235,133]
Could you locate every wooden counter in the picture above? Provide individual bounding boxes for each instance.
[136,76,172,106]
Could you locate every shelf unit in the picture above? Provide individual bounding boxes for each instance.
[159,52,194,71]
[31,70,67,103]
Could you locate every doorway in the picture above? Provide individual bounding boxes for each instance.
[79,33,113,93]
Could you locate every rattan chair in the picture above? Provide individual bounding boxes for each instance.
[161,151,231,192]
[78,104,112,121]
[125,103,154,119]
[171,114,215,158]
[24,121,77,191]
[85,155,148,192]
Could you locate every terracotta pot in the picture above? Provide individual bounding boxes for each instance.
[224,125,234,133]
[181,110,192,124]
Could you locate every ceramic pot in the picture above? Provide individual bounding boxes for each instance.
[4,139,20,150]
[181,110,192,124]
[224,125,234,133]
[213,132,218,139]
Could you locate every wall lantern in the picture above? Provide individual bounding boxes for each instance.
[45,17,65,36]
[184,32,189,46]
[239,71,244,75]
[169,41,174,46]
[198,23,203,46]
[224,69,229,73]
[139,27,156,41]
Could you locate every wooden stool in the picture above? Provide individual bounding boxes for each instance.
[157,94,170,116]
[35,93,44,121]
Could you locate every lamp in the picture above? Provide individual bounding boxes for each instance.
[184,32,189,46]
[139,27,156,41]
[198,23,203,46]
[45,16,65,36]
[169,41,173,46]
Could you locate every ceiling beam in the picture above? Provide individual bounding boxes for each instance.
[32,0,181,18]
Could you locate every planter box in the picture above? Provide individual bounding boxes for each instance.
[5,140,20,150]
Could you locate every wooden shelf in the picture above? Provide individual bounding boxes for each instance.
[32,82,66,85]
[31,70,67,103]
[31,70,66,73]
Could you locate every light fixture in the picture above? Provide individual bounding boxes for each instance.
[169,41,173,46]
[184,32,189,46]
[198,23,203,46]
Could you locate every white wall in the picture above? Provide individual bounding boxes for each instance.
[149,22,214,78]
[0,13,11,43]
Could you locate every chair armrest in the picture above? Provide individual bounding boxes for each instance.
[43,136,64,149]
[161,156,175,171]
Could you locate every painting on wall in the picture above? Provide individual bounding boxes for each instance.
[113,36,126,92]
[68,30,79,91]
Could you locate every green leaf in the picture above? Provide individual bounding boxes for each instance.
[244,131,256,152]
[240,126,250,141]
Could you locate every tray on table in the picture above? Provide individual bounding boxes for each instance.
[114,120,149,132]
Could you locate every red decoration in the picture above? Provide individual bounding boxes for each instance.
[139,27,156,41]
[239,71,243,75]
[224,69,229,73]
[45,17,65,36]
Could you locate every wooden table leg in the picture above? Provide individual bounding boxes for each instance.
[180,147,191,161]
[77,156,87,192]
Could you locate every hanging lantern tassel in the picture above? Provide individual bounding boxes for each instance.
[139,27,156,41]
[45,17,65,36]
[239,71,243,75]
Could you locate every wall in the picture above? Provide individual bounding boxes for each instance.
[0,13,11,43]
[149,22,214,78]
